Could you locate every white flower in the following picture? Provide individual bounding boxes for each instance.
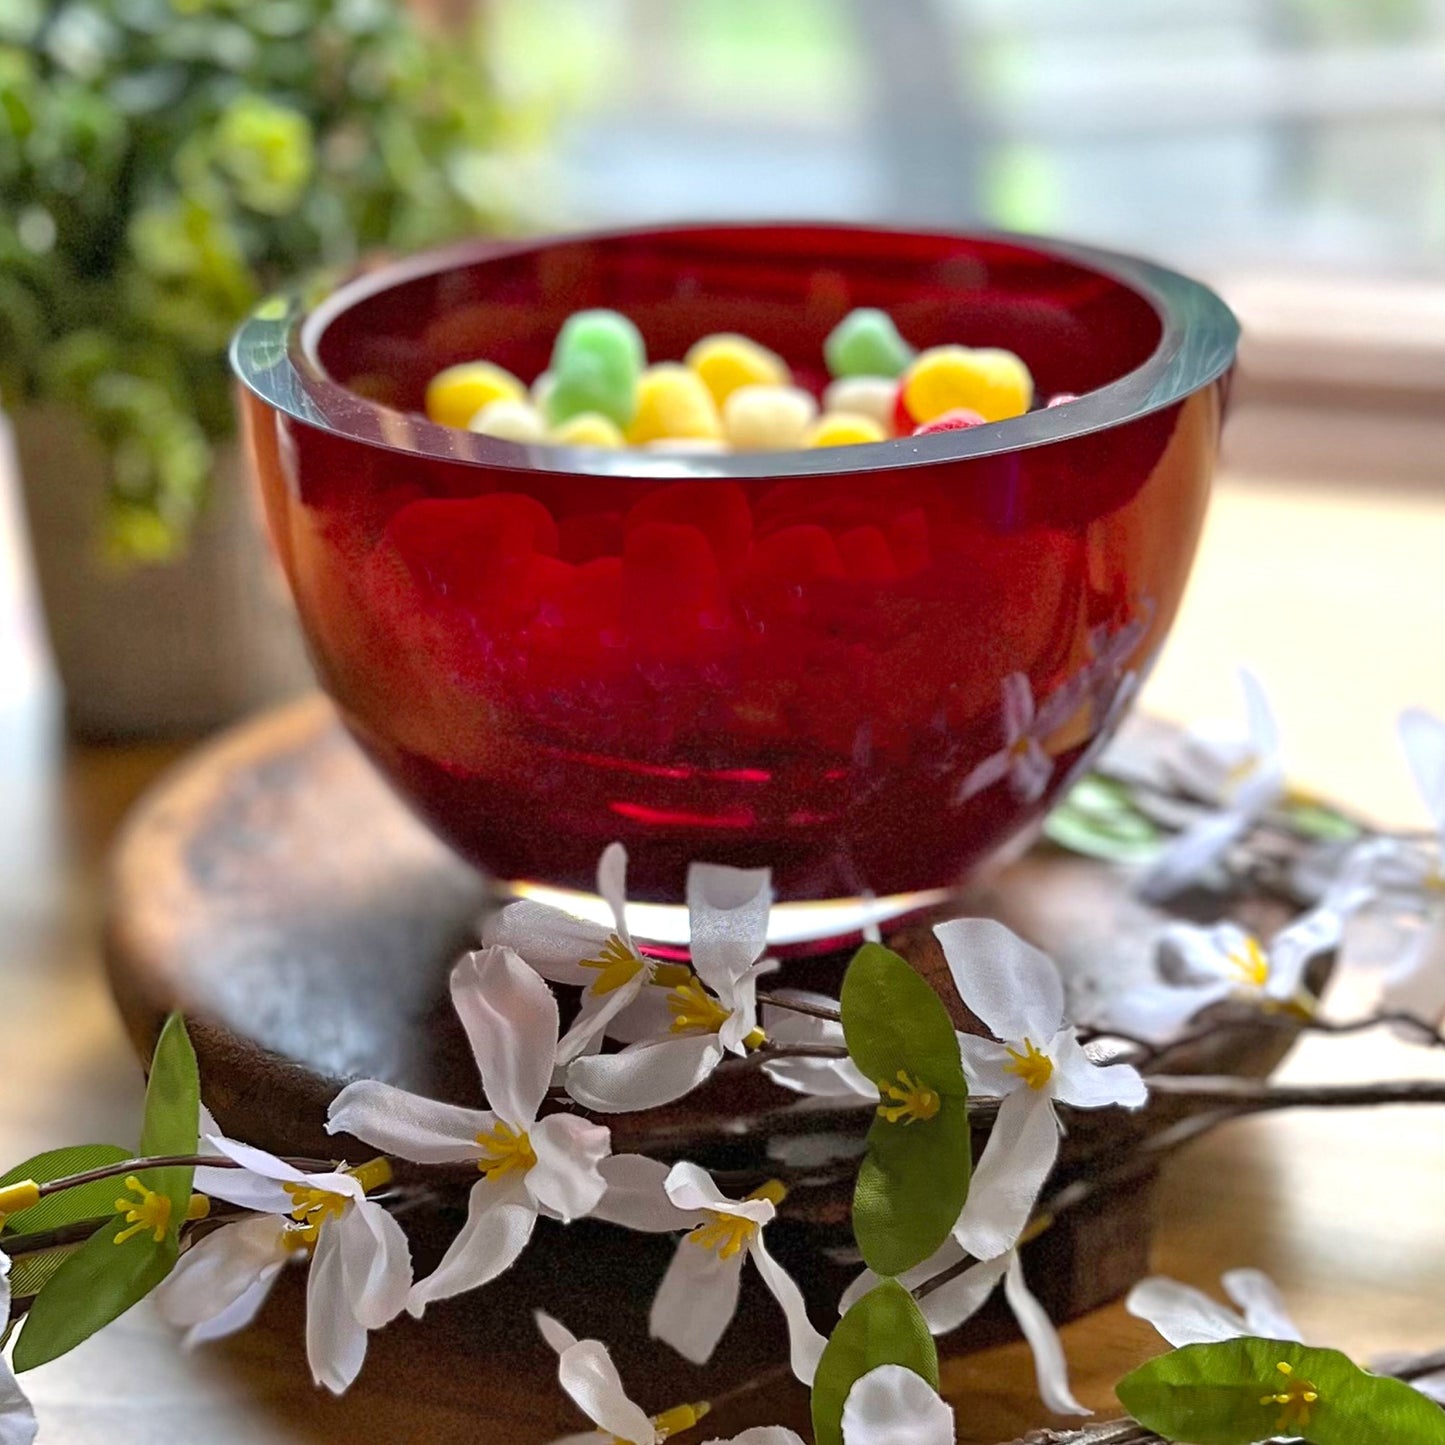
[1133,1267,1445,1408]
[537,1311,713,1445]
[1128,1267,1303,1347]
[179,1137,410,1394]
[1138,668,1284,901]
[563,864,775,1113]
[841,1239,1088,1417]
[759,994,872,1103]
[589,1156,824,1383]
[935,919,1147,1261]
[957,672,1071,806]
[0,1250,38,1445]
[484,843,699,1064]
[1099,919,1321,1045]
[327,946,611,1316]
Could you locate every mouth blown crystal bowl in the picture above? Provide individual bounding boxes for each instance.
[232,223,1237,943]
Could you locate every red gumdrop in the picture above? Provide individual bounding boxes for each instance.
[836,525,898,581]
[892,382,915,435]
[749,525,846,583]
[624,481,753,573]
[913,408,986,436]
[384,492,560,612]
[559,511,624,564]
[886,508,931,577]
[621,521,728,659]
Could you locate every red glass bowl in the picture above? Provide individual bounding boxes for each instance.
[233,223,1237,942]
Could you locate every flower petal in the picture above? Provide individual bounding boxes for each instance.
[604,984,677,1046]
[306,1224,369,1395]
[596,842,633,945]
[1002,671,1036,737]
[528,1113,611,1222]
[1221,1269,1303,1342]
[557,1339,656,1443]
[1049,1030,1147,1110]
[536,1311,581,1355]
[957,1035,1022,1099]
[1156,922,1249,987]
[1239,667,1281,762]
[650,1232,744,1365]
[337,1198,413,1330]
[705,1432,806,1445]
[1125,1276,1249,1346]
[557,971,650,1066]
[1400,708,1445,833]
[1012,739,1054,804]
[154,1214,289,1331]
[688,862,772,989]
[749,1232,827,1385]
[1094,981,1232,1047]
[955,749,1011,804]
[482,900,611,987]
[759,1001,873,1099]
[192,1158,295,1215]
[452,946,559,1127]
[914,1251,1010,1336]
[566,1034,724,1113]
[932,918,1066,1044]
[953,1086,1060,1261]
[1382,913,1445,1025]
[326,1079,492,1163]
[407,1174,538,1316]
[590,1155,702,1233]
[182,1268,282,1350]
[203,1135,312,1187]
[841,1364,955,1445]
[1137,811,1247,903]
[719,965,764,1055]
[665,1162,771,1225]
[1004,1252,1090,1416]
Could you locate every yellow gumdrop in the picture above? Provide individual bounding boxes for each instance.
[823,376,898,435]
[685,333,790,407]
[723,384,818,451]
[804,412,888,448]
[902,345,1034,424]
[551,411,625,448]
[469,397,547,442]
[425,361,526,430]
[626,364,723,445]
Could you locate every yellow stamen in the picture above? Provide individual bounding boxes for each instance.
[475,1121,537,1181]
[113,1176,172,1245]
[667,976,732,1036]
[580,934,648,997]
[349,1156,394,1195]
[0,1178,40,1224]
[186,1193,211,1222]
[283,1180,348,1248]
[649,962,695,989]
[649,1401,710,1440]
[1227,935,1270,989]
[1259,1360,1319,1432]
[1004,1037,1055,1092]
[876,1070,942,1125]
[685,1181,788,1261]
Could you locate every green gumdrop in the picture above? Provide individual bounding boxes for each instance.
[544,352,637,429]
[552,309,646,382]
[824,307,915,380]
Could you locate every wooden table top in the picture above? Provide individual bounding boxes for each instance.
[4,461,1445,1443]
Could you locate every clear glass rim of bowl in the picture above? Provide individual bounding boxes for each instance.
[230,220,1240,481]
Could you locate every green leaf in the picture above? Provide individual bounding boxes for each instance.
[137,1012,200,1244]
[1044,774,1162,862]
[1117,1338,1445,1445]
[841,946,971,1275]
[840,945,966,1098]
[11,1218,178,1372]
[0,1144,133,1237]
[1282,800,1363,844]
[811,1280,939,1445]
[853,1096,970,1277]
[6,1244,84,1311]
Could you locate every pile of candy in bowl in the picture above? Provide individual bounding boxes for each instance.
[423,306,1070,452]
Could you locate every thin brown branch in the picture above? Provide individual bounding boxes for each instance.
[1143,1076,1445,1112]
[35,1153,337,1198]
[756,992,842,1024]
[718,1042,853,1075]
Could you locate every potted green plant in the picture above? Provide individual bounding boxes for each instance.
[0,0,533,736]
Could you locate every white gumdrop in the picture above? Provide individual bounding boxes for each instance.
[723,384,819,451]
[469,397,548,442]
[823,375,897,435]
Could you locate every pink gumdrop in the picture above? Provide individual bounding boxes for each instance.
[625,481,753,574]
[837,525,898,581]
[749,525,846,584]
[1046,392,1079,408]
[912,408,985,436]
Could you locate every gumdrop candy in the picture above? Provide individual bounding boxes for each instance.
[913,408,986,436]
[686,333,790,406]
[551,412,625,447]
[805,412,888,449]
[626,364,724,445]
[545,352,637,431]
[469,397,548,442]
[902,345,1033,425]
[425,361,525,429]
[723,384,818,451]
[823,375,898,434]
[823,308,915,380]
